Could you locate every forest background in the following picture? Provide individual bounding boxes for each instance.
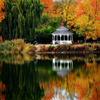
[0,0,100,44]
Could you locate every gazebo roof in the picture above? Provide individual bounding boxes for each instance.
[57,26,69,31]
[52,23,73,35]
[53,68,73,77]
[52,30,73,35]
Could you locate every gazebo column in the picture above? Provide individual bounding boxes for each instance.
[52,35,55,45]
[72,61,73,68]
[56,35,58,41]
[53,58,55,69]
[60,35,61,44]
[67,62,69,70]
[72,35,73,41]
[71,35,72,41]
[64,35,65,41]
[67,35,69,41]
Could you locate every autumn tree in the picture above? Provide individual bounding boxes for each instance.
[62,0,100,42]
[41,0,53,14]
[0,0,5,23]
[41,0,62,17]
[61,0,76,30]
[0,0,5,41]
[0,0,43,41]
[63,61,100,100]
[75,0,100,42]
[0,36,3,41]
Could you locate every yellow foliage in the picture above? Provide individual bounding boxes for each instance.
[61,0,100,40]
[62,0,76,30]
[62,61,100,100]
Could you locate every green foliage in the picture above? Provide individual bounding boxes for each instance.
[35,14,62,43]
[0,0,43,41]
[41,14,50,25]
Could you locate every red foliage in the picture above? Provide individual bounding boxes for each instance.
[0,36,3,42]
[41,0,53,3]
[72,42,78,44]
[76,0,86,16]
[91,0,98,8]
[90,0,100,20]
[0,62,3,67]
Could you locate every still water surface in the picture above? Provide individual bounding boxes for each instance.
[0,54,100,100]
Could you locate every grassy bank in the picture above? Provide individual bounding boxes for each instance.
[39,43,100,54]
[0,39,36,54]
[1,39,100,54]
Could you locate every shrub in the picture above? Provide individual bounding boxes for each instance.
[79,40,83,44]
[0,39,36,54]
[45,47,49,52]
[48,45,54,51]
[88,44,91,47]
[39,45,45,52]
[0,36,3,42]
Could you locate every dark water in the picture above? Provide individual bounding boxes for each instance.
[0,54,100,100]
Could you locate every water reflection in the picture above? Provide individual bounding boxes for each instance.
[52,58,73,77]
[0,81,6,100]
[0,53,100,100]
[0,61,44,100]
[0,54,36,65]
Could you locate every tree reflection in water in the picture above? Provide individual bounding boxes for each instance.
[40,58,100,100]
[0,54,100,100]
[1,62,44,100]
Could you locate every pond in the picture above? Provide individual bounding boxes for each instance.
[0,53,100,100]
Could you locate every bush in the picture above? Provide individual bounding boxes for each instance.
[0,39,36,54]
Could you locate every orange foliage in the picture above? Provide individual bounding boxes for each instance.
[63,61,100,100]
[40,61,100,100]
[40,80,64,100]
[0,36,3,42]
[90,0,100,20]
[0,81,6,100]
[41,0,61,17]
[0,0,5,22]
[41,0,53,14]
[76,0,86,16]
[40,81,55,100]
[75,0,100,40]
[48,2,62,17]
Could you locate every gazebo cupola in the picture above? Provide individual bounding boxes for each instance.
[52,23,73,45]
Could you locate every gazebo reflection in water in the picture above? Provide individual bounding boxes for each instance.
[52,58,73,77]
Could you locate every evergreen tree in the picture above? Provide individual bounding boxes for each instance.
[0,0,43,41]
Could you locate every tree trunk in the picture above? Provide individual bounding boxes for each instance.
[84,36,86,43]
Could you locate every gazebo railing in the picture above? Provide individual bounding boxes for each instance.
[52,40,72,45]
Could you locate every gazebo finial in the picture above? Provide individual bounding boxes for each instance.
[61,23,63,26]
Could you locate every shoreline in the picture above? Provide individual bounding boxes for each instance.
[0,50,100,54]
[1,43,100,54]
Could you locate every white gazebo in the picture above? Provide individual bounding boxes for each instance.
[52,23,73,45]
[52,58,73,77]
